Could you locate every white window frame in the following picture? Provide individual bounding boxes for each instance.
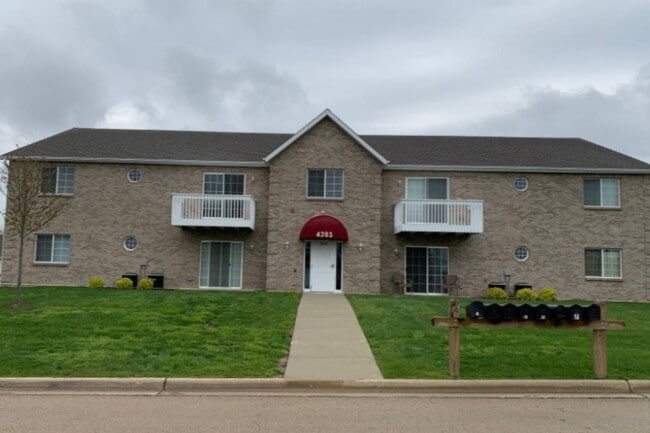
[127,169,142,183]
[514,176,529,192]
[404,245,450,295]
[583,178,620,209]
[123,236,138,251]
[585,248,622,279]
[405,177,449,200]
[198,241,243,289]
[514,246,529,261]
[203,173,246,195]
[307,169,344,199]
[41,166,75,195]
[34,234,71,264]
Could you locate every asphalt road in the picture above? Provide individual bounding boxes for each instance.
[2,393,649,433]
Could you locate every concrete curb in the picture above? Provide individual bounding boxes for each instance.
[628,380,650,394]
[0,377,164,394]
[0,378,646,395]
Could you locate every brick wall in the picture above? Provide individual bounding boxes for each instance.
[265,118,383,293]
[381,170,650,301]
[2,162,270,289]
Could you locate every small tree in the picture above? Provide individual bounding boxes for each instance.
[1,157,70,306]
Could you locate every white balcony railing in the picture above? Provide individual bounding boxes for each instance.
[394,199,483,234]
[171,194,255,229]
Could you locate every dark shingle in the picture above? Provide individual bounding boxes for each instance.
[4,128,291,162]
[4,127,649,171]
[362,135,650,170]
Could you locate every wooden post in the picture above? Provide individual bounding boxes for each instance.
[593,301,607,379]
[448,299,460,378]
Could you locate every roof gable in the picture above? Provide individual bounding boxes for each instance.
[263,109,389,165]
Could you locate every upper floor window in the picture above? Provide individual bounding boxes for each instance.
[584,178,620,208]
[127,169,142,183]
[35,234,71,264]
[406,177,448,200]
[41,166,75,195]
[307,169,343,199]
[585,248,621,279]
[514,176,529,192]
[203,173,245,195]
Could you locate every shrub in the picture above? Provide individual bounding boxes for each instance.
[485,287,508,300]
[537,287,558,301]
[115,277,134,290]
[515,288,537,301]
[88,276,105,289]
[137,277,154,290]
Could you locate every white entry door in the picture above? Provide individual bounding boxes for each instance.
[309,241,339,292]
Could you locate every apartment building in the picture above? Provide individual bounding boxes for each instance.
[2,110,649,300]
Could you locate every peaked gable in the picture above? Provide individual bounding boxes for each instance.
[263,109,389,165]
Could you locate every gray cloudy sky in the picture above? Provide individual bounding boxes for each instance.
[1,0,649,163]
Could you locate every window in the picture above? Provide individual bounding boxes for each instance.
[584,179,620,208]
[514,246,529,261]
[405,247,449,294]
[199,241,243,288]
[203,173,246,218]
[307,169,343,198]
[203,173,245,195]
[41,166,75,195]
[127,169,142,183]
[406,177,448,200]
[585,248,621,279]
[35,234,70,264]
[405,178,449,224]
[514,177,528,191]
[123,236,138,251]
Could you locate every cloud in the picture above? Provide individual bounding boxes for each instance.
[452,64,650,163]
[160,46,312,131]
[0,29,108,135]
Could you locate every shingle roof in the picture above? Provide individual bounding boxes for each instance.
[363,135,650,170]
[4,127,649,172]
[5,128,291,163]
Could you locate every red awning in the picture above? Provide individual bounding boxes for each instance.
[299,215,348,241]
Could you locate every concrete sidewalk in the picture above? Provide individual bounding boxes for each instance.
[283,293,383,380]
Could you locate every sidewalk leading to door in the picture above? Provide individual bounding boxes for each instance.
[284,293,383,380]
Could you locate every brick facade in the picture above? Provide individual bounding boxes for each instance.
[265,118,383,293]
[2,112,649,301]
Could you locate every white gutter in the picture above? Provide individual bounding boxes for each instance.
[386,164,650,175]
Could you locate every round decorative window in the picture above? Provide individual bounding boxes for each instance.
[123,236,138,251]
[514,246,529,261]
[127,169,142,183]
[514,176,528,191]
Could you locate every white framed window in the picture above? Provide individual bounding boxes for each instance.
[585,248,622,279]
[404,178,449,224]
[404,246,449,295]
[514,177,528,191]
[202,173,246,218]
[41,166,75,195]
[307,169,343,199]
[35,234,71,264]
[514,246,529,261]
[405,177,448,200]
[199,241,243,288]
[123,236,138,251]
[203,173,245,195]
[584,178,620,208]
[127,169,142,183]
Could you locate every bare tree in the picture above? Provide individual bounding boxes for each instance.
[1,158,70,306]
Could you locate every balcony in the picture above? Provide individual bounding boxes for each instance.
[172,194,255,229]
[394,199,483,234]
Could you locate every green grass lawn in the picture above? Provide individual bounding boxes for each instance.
[347,294,650,380]
[0,287,300,377]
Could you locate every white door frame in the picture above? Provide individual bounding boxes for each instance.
[304,241,342,293]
